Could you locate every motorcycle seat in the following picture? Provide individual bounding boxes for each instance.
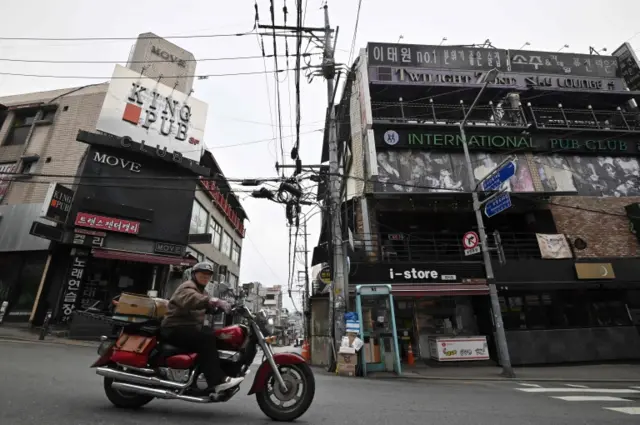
[158,343,194,357]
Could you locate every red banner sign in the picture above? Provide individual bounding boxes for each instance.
[199,178,245,237]
[75,212,140,235]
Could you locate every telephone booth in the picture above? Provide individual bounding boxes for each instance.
[355,284,401,376]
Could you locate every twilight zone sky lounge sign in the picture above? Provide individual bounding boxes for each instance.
[368,67,627,92]
[376,128,640,156]
[367,42,619,78]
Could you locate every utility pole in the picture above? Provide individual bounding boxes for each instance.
[322,4,346,367]
[459,69,515,378]
[302,219,311,340]
[259,2,341,367]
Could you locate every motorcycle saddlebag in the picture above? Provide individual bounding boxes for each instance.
[110,333,157,368]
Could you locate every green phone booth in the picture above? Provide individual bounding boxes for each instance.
[355,284,402,376]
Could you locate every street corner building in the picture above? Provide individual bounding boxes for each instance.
[309,39,640,370]
[0,33,247,339]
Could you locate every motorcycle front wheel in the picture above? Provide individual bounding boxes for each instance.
[255,363,315,422]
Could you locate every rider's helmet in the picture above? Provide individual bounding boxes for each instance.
[191,261,215,282]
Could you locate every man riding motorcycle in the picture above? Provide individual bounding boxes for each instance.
[160,262,243,396]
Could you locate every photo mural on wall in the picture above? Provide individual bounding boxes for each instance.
[533,154,640,197]
[376,150,534,193]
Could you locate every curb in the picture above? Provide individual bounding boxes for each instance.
[0,335,99,348]
[367,374,640,384]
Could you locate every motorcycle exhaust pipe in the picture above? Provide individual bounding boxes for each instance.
[96,367,189,390]
[111,382,210,403]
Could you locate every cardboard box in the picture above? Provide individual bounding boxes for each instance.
[337,352,357,377]
[336,363,356,376]
[115,293,168,319]
[338,353,357,365]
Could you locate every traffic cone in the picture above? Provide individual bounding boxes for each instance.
[407,342,415,366]
[301,340,310,362]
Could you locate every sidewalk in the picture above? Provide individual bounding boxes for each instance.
[0,323,98,348]
[368,361,640,383]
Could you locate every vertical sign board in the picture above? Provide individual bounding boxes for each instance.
[40,182,75,224]
[612,42,640,91]
[58,250,89,323]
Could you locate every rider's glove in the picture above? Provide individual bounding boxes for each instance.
[209,297,232,314]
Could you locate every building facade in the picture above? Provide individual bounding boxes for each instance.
[0,33,246,331]
[313,41,640,367]
[0,84,109,321]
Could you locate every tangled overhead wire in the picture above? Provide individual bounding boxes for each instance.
[251,175,318,226]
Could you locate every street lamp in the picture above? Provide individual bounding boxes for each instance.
[459,68,515,378]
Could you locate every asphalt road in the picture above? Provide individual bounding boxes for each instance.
[1,339,638,424]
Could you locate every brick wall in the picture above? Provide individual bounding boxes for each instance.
[1,85,108,205]
[550,195,640,258]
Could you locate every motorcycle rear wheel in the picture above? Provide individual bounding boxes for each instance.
[103,378,154,409]
[256,363,315,422]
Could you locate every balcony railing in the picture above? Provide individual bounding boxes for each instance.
[355,232,545,263]
[371,101,529,128]
[371,100,640,133]
[528,104,640,132]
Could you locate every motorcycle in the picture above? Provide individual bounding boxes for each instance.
[90,286,315,422]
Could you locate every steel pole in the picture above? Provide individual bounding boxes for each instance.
[459,86,515,378]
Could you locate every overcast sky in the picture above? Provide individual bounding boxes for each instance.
[1,0,638,311]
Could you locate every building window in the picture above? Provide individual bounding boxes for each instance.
[186,247,204,262]
[500,290,633,331]
[221,231,232,257]
[231,242,241,265]
[228,273,238,290]
[189,200,208,235]
[4,109,39,146]
[209,218,222,250]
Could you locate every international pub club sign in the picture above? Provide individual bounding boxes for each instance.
[377,128,640,156]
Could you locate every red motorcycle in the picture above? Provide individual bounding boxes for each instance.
[91,290,315,422]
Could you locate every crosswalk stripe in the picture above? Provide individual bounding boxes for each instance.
[604,407,640,415]
[551,396,632,402]
[518,383,542,387]
[565,384,589,388]
[517,388,640,394]
[631,386,640,390]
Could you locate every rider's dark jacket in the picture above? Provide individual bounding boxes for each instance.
[161,280,209,329]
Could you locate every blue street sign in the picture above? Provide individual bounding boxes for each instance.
[481,160,516,191]
[484,192,512,217]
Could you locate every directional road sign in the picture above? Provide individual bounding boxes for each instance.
[484,192,512,217]
[481,160,517,191]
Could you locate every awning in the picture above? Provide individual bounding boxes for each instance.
[348,284,490,297]
[91,248,197,267]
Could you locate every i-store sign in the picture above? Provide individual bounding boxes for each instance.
[199,178,245,237]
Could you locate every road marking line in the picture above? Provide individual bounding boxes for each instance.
[518,383,542,387]
[566,384,589,388]
[604,407,640,415]
[551,396,632,402]
[517,388,640,394]
[631,386,640,390]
